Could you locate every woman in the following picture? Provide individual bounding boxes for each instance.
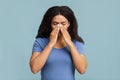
[30,6,87,80]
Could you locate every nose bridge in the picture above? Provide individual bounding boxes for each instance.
[57,23,62,27]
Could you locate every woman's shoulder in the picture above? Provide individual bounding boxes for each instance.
[36,37,49,42]
[73,40,85,54]
[73,40,84,45]
[35,37,49,46]
[32,37,49,52]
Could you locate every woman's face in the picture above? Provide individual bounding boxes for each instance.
[51,14,70,30]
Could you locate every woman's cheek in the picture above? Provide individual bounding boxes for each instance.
[64,25,69,29]
[51,25,55,30]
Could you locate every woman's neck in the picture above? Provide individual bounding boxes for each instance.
[54,36,67,48]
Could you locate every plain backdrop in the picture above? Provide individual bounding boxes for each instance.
[0,0,120,80]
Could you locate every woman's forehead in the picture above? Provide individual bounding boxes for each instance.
[52,15,68,22]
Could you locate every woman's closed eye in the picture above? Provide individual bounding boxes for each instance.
[53,23,58,26]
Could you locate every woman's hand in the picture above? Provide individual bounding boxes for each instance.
[49,27,60,47]
[60,27,73,46]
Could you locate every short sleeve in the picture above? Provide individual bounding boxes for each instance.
[32,39,43,52]
[74,41,85,54]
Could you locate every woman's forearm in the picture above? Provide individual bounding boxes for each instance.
[30,43,53,74]
[68,42,87,74]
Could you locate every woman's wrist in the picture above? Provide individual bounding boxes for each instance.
[48,42,54,48]
[68,41,74,48]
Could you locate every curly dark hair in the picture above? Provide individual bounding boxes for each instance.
[36,6,84,43]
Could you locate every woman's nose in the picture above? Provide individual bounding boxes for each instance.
[57,24,62,27]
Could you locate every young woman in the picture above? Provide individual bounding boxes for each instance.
[30,6,87,80]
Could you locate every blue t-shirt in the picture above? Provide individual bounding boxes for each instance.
[32,38,85,80]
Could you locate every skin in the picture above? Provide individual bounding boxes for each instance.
[30,14,87,74]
